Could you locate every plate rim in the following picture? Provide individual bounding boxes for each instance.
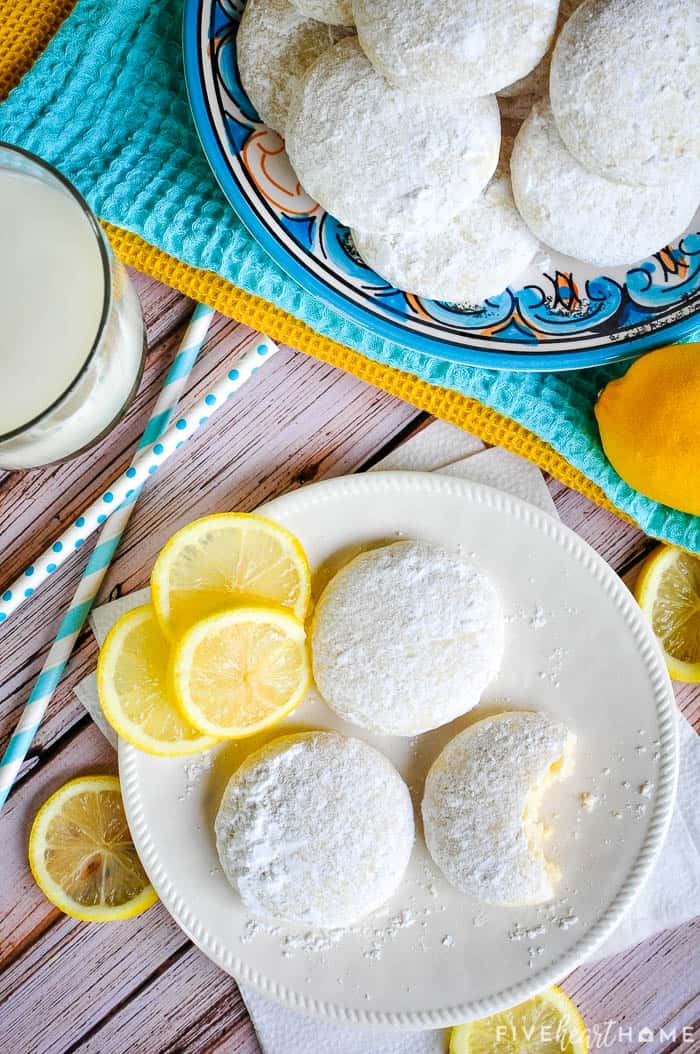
[120,471,679,1028]
[182,0,699,373]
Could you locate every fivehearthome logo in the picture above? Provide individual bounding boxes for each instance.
[493,1020,695,1049]
[589,1022,695,1048]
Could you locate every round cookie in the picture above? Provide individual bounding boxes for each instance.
[237,0,348,136]
[311,540,504,736]
[215,731,414,927]
[289,0,354,25]
[510,101,699,268]
[422,712,575,906]
[352,168,538,303]
[550,0,700,186]
[352,0,560,98]
[285,38,500,233]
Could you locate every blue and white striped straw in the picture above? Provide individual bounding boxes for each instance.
[0,304,217,808]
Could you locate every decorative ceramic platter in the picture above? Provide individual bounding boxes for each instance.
[121,473,678,1027]
[182,0,700,372]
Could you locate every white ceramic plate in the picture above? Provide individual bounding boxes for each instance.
[120,473,678,1028]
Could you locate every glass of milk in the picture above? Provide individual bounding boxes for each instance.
[0,142,146,470]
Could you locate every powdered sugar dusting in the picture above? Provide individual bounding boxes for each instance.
[289,0,353,26]
[312,540,504,736]
[285,38,500,234]
[353,0,559,97]
[215,731,414,927]
[550,0,700,185]
[237,0,351,135]
[511,100,698,267]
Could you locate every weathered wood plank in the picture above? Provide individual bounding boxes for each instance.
[563,921,700,1054]
[546,478,652,576]
[0,900,190,1054]
[75,945,261,1054]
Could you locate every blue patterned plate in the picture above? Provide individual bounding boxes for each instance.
[183,0,700,371]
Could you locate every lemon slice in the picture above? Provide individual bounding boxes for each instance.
[29,775,157,922]
[450,987,588,1054]
[171,606,310,738]
[635,544,700,683]
[97,605,217,756]
[151,513,312,641]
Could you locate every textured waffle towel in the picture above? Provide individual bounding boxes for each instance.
[1,0,699,551]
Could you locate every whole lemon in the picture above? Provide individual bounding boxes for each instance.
[595,343,700,515]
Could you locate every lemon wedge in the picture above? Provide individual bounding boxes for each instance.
[151,513,312,641]
[97,605,217,756]
[635,544,700,682]
[450,987,588,1054]
[29,775,157,922]
[171,606,310,738]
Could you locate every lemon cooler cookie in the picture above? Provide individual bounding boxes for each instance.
[352,0,559,98]
[550,0,700,186]
[351,169,538,303]
[215,731,414,926]
[422,712,575,906]
[237,0,348,136]
[511,101,698,267]
[290,0,354,26]
[311,540,504,736]
[285,38,500,233]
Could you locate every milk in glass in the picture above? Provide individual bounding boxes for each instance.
[0,146,144,469]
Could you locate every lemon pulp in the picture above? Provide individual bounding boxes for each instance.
[29,775,157,921]
[151,513,311,641]
[172,606,310,737]
[635,544,700,682]
[97,605,217,756]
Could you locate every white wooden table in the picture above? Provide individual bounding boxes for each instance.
[0,270,698,1053]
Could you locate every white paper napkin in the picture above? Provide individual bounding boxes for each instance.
[74,423,700,1054]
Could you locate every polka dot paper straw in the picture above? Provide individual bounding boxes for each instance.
[0,304,227,808]
[0,333,277,630]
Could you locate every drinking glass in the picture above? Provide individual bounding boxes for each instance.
[0,142,146,470]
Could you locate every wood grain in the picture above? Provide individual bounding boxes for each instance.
[0,273,419,784]
[1,269,698,1054]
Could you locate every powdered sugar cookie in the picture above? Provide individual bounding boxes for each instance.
[311,540,503,736]
[237,0,348,135]
[289,0,353,25]
[215,731,414,926]
[550,0,700,186]
[511,102,698,267]
[422,712,575,906]
[352,0,560,98]
[285,38,500,233]
[352,168,538,303]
